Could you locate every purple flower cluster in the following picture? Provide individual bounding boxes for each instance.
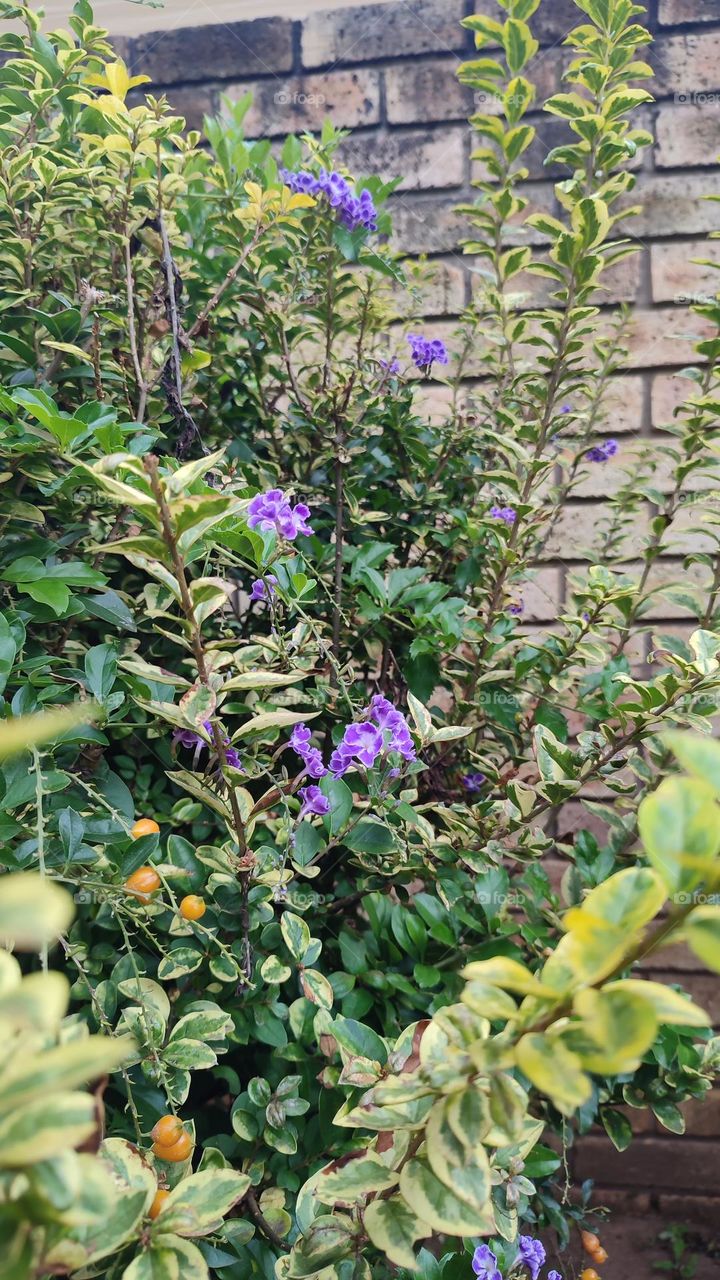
[290,724,327,779]
[280,168,378,232]
[585,438,618,463]
[462,770,485,793]
[472,1246,503,1280]
[172,719,242,771]
[380,357,401,375]
[247,489,313,541]
[329,695,416,778]
[407,333,449,371]
[490,504,517,525]
[508,599,524,616]
[471,1238,560,1280]
[516,1238,546,1280]
[298,784,331,819]
[250,575,277,603]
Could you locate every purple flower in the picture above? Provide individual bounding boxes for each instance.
[508,599,524,616]
[561,403,572,413]
[490,504,516,525]
[548,1272,563,1280]
[289,723,328,779]
[380,357,401,375]
[367,694,416,761]
[515,1236,546,1280]
[250,575,278,603]
[329,697,416,778]
[173,719,242,772]
[585,438,618,463]
[280,167,378,232]
[472,1245,503,1280]
[248,489,313,541]
[462,770,485,792]
[407,333,449,372]
[298,785,331,819]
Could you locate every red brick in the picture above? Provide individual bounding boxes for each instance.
[681,1091,720,1138]
[542,502,651,563]
[656,1194,720,1227]
[339,127,466,191]
[619,307,715,369]
[651,371,699,426]
[637,941,706,973]
[651,32,720,97]
[385,58,474,124]
[656,103,720,168]
[519,568,563,622]
[627,173,720,239]
[232,69,381,138]
[132,18,293,85]
[658,0,720,24]
[575,1135,720,1188]
[160,85,215,133]
[650,240,720,305]
[391,258,466,317]
[556,801,610,842]
[301,0,467,69]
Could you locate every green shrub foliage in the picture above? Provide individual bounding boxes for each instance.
[1,0,720,1276]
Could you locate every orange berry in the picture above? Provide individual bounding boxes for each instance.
[131,818,160,839]
[151,1115,184,1147]
[124,866,161,898]
[591,1250,608,1266]
[179,895,206,921]
[152,1129,193,1163]
[581,1270,601,1280]
[148,1188,170,1219]
[581,1233,601,1255]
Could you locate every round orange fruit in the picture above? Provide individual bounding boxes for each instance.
[151,1115,184,1147]
[179,895,206,921]
[124,866,161,898]
[131,818,160,839]
[148,1188,170,1219]
[152,1129,193,1163]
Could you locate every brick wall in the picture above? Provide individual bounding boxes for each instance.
[114,0,720,1233]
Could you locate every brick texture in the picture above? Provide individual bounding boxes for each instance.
[113,0,720,1223]
[301,0,467,68]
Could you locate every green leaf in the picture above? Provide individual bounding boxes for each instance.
[301,968,334,1009]
[515,1035,591,1115]
[604,979,710,1028]
[601,1108,632,1152]
[125,1237,209,1280]
[261,954,292,984]
[573,987,658,1073]
[155,1169,250,1237]
[343,820,396,855]
[664,731,720,796]
[399,1158,496,1236]
[364,1196,431,1269]
[0,1091,97,1166]
[280,910,310,962]
[0,873,74,949]
[425,1097,491,1209]
[638,777,720,892]
[684,906,720,973]
[652,1101,685,1134]
[233,710,318,739]
[315,1154,399,1205]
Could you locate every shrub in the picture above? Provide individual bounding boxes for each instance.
[1,0,719,1277]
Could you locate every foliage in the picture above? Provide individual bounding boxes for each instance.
[1,0,720,1277]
